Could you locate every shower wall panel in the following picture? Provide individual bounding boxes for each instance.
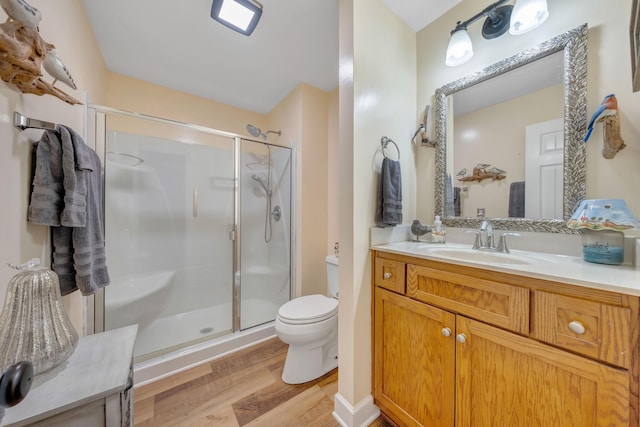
[103,121,234,359]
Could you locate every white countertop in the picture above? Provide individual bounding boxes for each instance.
[3,324,138,426]
[372,241,640,296]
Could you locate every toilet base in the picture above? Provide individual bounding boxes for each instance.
[275,303,339,385]
[281,340,338,384]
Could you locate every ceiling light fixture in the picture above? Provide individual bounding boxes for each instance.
[211,0,263,36]
[445,0,549,67]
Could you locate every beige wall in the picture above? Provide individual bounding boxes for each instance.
[299,85,330,295]
[339,0,417,409]
[417,0,640,221]
[338,0,356,404]
[0,0,108,332]
[105,72,267,136]
[454,84,563,218]
[268,83,331,297]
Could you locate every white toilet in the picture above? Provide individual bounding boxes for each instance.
[275,254,339,384]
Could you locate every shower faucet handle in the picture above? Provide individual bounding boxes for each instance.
[271,206,281,221]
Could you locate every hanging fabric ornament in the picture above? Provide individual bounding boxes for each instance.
[0,258,78,375]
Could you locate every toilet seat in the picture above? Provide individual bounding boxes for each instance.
[278,295,338,325]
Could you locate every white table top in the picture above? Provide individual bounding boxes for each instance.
[3,325,138,426]
[372,241,640,296]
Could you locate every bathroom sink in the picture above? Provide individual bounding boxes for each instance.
[416,246,536,265]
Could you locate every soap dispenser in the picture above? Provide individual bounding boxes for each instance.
[432,216,446,243]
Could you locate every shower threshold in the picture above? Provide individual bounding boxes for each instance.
[134,321,276,387]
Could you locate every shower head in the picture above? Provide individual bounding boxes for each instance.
[247,124,264,138]
[246,124,282,140]
[251,174,272,196]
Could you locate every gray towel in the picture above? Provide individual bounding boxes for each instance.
[27,131,65,226]
[508,181,526,218]
[376,158,402,226]
[28,125,110,296]
[60,125,94,227]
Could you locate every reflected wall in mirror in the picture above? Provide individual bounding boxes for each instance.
[452,52,564,219]
[434,24,588,233]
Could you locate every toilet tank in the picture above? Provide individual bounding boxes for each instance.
[325,255,339,298]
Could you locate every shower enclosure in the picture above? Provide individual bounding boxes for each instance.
[88,107,292,364]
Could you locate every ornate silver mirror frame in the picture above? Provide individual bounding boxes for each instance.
[434,24,588,233]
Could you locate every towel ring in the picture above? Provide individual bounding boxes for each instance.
[381,136,400,161]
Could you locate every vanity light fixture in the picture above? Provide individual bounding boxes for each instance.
[211,0,263,36]
[445,0,549,67]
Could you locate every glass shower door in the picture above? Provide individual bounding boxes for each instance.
[102,113,235,360]
[239,140,292,330]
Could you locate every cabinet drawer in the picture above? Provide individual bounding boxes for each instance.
[532,291,631,369]
[406,264,529,334]
[375,257,406,294]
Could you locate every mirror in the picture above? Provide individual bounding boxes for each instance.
[434,24,588,233]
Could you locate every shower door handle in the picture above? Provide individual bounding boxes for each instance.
[193,188,198,218]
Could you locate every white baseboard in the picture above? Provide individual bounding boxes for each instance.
[332,392,380,427]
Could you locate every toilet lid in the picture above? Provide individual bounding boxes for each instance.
[278,294,338,325]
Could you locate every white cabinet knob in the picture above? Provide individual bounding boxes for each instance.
[568,320,586,335]
[383,272,392,280]
[456,333,467,344]
[441,328,451,337]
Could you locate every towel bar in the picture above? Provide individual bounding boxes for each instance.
[13,112,56,131]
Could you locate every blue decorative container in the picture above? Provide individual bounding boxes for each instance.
[581,230,624,264]
[567,199,640,265]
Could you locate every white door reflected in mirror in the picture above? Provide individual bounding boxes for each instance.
[525,118,564,219]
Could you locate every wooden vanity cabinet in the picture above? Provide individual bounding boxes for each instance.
[372,250,639,427]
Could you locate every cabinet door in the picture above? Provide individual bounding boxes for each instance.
[374,287,456,427]
[456,316,630,427]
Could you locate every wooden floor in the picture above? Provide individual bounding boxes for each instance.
[134,337,393,426]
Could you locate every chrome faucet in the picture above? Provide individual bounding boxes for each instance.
[480,220,494,249]
[466,220,521,253]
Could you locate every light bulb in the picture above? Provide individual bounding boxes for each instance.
[446,28,473,67]
[509,0,549,35]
